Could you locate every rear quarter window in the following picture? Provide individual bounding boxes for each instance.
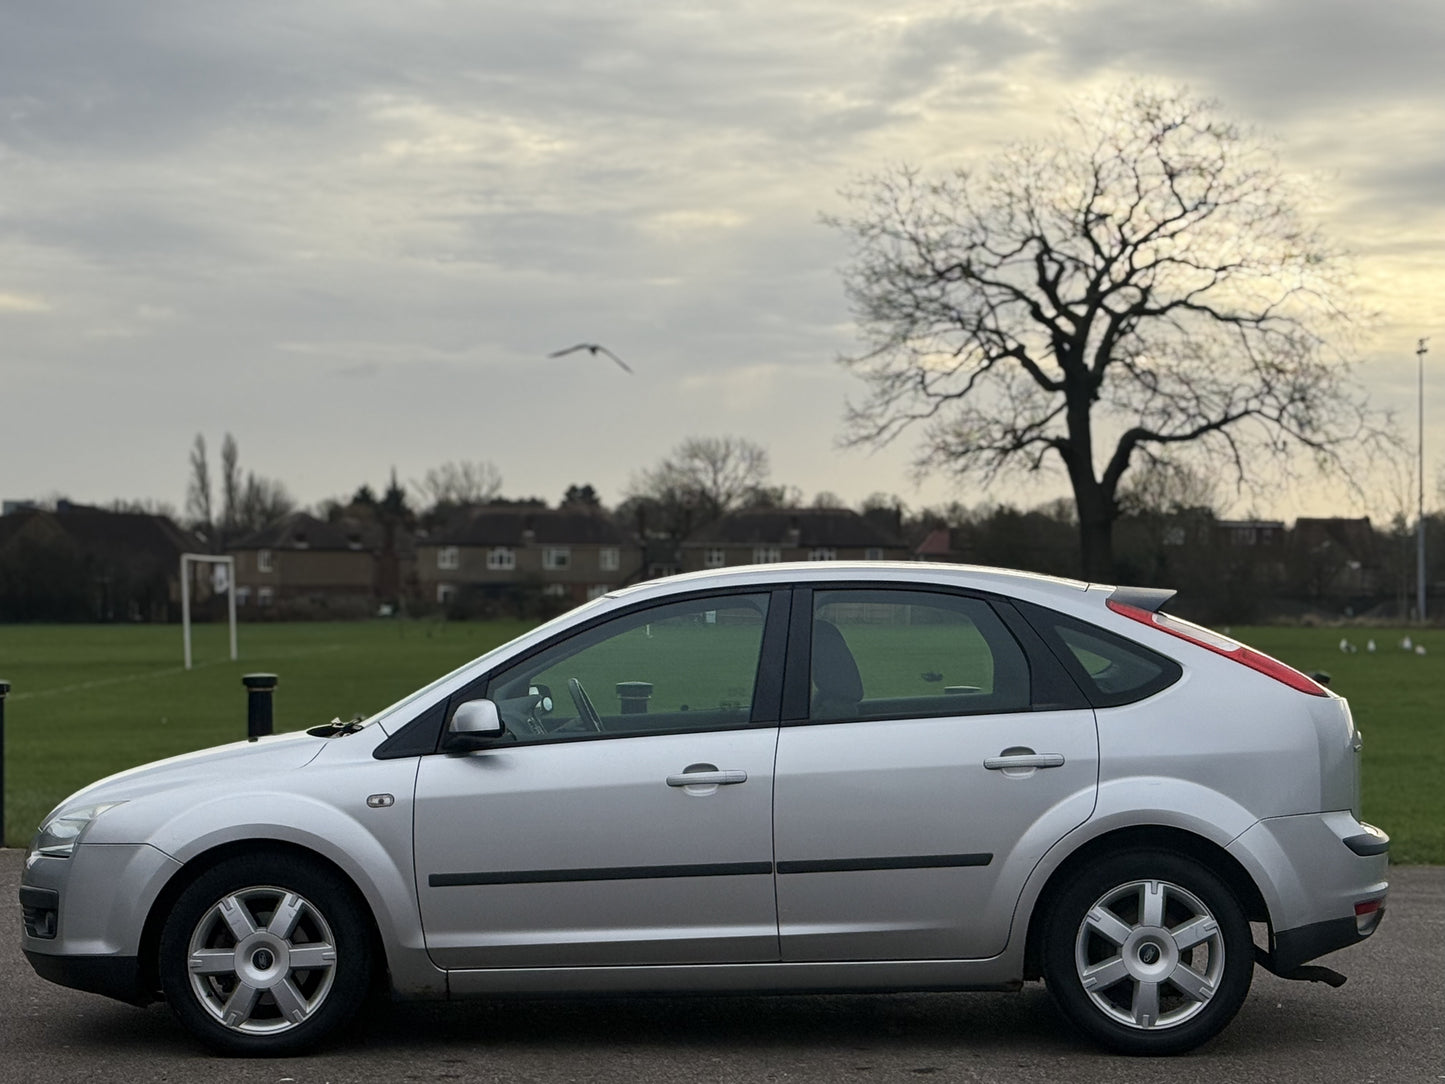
[1016,601,1182,708]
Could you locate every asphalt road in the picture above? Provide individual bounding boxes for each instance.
[3,848,1441,1083]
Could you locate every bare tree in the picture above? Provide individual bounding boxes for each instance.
[1116,457,1221,518]
[829,85,1380,579]
[413,460,504,511]
[184,434,213,540]
[232,473,295,534]
[626,436,771,535]
[220,433,241,538]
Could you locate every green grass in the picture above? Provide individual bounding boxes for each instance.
[0,619,529,847]
[0,621,1440,862]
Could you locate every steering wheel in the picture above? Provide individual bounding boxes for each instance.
[567,677,604,732]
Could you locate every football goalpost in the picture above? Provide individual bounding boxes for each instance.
[180,553,238,670]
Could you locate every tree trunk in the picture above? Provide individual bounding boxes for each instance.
[1061,389,1117,583]
[1077,504,1115,582]
[1066,457,1116,581]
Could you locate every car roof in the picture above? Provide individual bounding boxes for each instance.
[607,561,1094,605]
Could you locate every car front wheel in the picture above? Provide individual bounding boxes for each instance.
[158,852,372,1055]
[1041,850,1254,1055]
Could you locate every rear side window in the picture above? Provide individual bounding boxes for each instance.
[1017,601,1182,708]
[809,589,1032,721]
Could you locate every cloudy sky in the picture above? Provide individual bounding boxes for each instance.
[2,0,1441,522]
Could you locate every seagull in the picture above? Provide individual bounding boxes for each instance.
[547,343,633,374]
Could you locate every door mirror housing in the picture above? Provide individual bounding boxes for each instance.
[445,699,505,751]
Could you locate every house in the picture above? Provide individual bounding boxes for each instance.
[679,507,908,572]
[229,512,408,617]
[1289,516,1380,600]
[915,525,964,563]
[0,502,203,621]
[415,505,643,610]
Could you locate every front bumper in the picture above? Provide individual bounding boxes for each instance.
[22,948,150,1005]
[19,842,181,1005]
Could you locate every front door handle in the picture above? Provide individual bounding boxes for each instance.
[984,752,1065,770]
[667,769,748,787]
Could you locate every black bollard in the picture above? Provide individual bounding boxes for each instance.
[0,680,8,845]
[242,673,278,740]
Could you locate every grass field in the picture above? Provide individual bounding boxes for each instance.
[0,620,1440,861]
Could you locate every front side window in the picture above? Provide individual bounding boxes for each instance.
[486,593,771,741]
[809,589,1031,722]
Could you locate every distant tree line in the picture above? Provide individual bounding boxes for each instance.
[4,430,1439,624]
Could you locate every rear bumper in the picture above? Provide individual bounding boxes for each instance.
[1267,912,1382,974]
[1229,813,1389,970]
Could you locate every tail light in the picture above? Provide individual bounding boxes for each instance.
[1106,600,1329,697]
[1354,898,1384,935]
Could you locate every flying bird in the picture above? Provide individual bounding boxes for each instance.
[547,343,633,374]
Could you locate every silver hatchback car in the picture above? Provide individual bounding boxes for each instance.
[20,563,1388,1056]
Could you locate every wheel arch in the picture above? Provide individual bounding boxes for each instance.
[137,839,389,1000]
[1022,824,1269,980]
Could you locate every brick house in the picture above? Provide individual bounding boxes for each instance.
[229,512,409,617]
[415,506,643,610]
[679,507,908,572]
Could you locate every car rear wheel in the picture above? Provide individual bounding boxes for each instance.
[1041,849,1253,1055]
[158,852,372,1056]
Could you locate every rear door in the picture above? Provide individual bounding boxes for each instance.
[772,586,1098,961]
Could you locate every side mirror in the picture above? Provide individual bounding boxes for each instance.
[444,699,505,751]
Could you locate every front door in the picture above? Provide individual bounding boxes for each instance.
[414,590,783,969]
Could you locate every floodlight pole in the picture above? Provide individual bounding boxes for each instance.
[1418,338,1430,624]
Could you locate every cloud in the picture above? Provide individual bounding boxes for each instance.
[0,0,1439,519]
[0,291,50,313]
[1041,0,1445,117]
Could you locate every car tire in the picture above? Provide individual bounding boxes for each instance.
[158,852,372,1056]
[1041,849,1253,1055]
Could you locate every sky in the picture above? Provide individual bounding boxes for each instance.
[1,0,1442,524]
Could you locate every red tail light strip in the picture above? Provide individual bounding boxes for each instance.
[1106,599,1329,697]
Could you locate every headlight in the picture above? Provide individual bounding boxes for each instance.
[28,802,126,859]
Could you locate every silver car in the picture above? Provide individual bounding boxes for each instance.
[19,563,1389,1056]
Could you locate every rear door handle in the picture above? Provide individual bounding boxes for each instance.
[984,753,1065,770]
[667,770,748,787]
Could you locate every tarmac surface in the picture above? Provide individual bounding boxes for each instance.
[3,848,1441,1083]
